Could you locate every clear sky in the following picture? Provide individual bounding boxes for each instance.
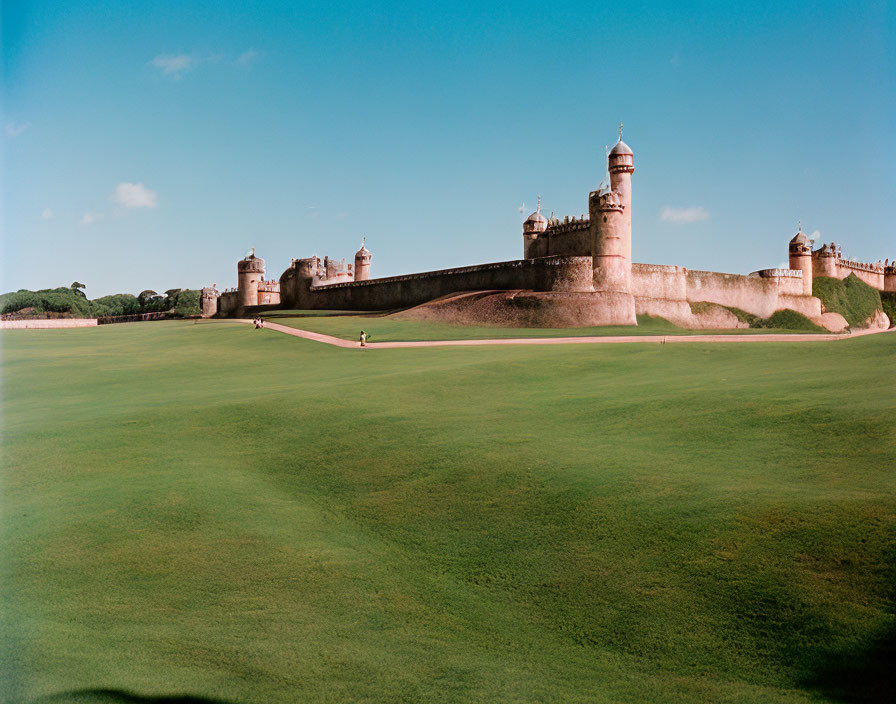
[2,0,893,297]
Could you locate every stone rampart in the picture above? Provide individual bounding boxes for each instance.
[631,263,688,300]
[835,262,885,289]
[526,219,591,258]
[281,256,594,311]
[632,264,820,322]
[1,318,98,329]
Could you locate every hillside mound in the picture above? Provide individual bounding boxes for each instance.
[392,290,532,326]
[812,274,884,328]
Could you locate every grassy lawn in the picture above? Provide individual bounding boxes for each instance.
[2,320,894,703]
[260,312,824,342]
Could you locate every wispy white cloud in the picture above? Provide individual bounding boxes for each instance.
[41,208,54,220]
[114,182,158,209]
[80,212,102,226]
[518,202,527,214]
[808,229,821,242]
[149,53,195,77]
[5,122,29,137]
[660,206,709,223]
[235,49,259,66]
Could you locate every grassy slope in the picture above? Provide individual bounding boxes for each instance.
[261,312,819,341]
[812,275,882,327]
[2,321,894,704]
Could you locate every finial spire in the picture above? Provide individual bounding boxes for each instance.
[251,246,255,257]
[798,220,801,232]
[619,122,623,141]
[537,194,541,212]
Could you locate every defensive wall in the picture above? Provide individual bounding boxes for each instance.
[0,318,98,329]
[630,264,821,324]
[269,257,821,325]
[525,218,591,258]
[278,255,594,311]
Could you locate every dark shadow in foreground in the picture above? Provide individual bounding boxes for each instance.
[33,689,237,704]
[801,626,895,703]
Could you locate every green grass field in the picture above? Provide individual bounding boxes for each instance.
[261,311,824,342]
[2,321,894,703]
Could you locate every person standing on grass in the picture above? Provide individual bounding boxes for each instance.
[359,330,367,347]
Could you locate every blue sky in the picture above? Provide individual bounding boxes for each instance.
[2,0,893,297]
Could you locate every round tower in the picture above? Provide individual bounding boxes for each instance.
[591,131,634,293]
[237,248,265,308]
[788,223,813,295]
[200,285,219,317]
[812,242,839,279]
[354,239,372,281]
[522,198,548,259]
[885,259,896,292]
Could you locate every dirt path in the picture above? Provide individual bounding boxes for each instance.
[235,319,894,349]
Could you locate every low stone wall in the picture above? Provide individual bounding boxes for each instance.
[633,264,821,323]
[631,263,688,300]
[1,318,98,329]
[835,263,885,290]
[281,256,594,311]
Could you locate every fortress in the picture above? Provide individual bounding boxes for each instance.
[202,130,894,330]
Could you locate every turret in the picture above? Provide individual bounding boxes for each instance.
[591,129,634,293]
[885,259,896,292]
[200,285,219,318]
[354,239,372,281]
[523,197,548,259]
[237,248,265,308]
[788,223,813,295]
[812,242,839,279]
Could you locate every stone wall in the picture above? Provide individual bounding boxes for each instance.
[279,256,594,311]
[835,263,885,290]
[631,264,821,322]
[1,319,98,329]
[525,220,591,259]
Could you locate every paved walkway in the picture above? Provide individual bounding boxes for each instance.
[235,319,894,349]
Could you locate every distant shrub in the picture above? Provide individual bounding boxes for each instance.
[174,289,201,317]
[0,287,92,316]
[2,286,201,318]
[812,275,882,327]
[756,309,827,332]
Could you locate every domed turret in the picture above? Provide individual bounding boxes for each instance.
[608,133,635,177]
[788,223,813,295]
[354,238,372,281]
[609,139,633,156]
[523,198,548,235]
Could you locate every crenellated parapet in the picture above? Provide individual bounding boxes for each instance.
[591,188,624,213]
[545,215,591,233]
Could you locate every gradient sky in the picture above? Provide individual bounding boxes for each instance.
[2,0,893,297]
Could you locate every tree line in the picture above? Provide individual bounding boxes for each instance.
[0,283,201,318]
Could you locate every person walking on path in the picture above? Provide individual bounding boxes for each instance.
[359,330,367,347]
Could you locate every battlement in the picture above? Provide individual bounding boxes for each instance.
[750,268,803,278]
[238,257,265,273]
[545,216,590,234]
[311,256,587,291]
[837,258,886,274]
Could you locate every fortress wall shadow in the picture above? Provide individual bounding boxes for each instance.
[32,689,237,704]
[801,624,895,704]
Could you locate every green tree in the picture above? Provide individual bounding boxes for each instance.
[137,290,160,312]
[70,282,87,298]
